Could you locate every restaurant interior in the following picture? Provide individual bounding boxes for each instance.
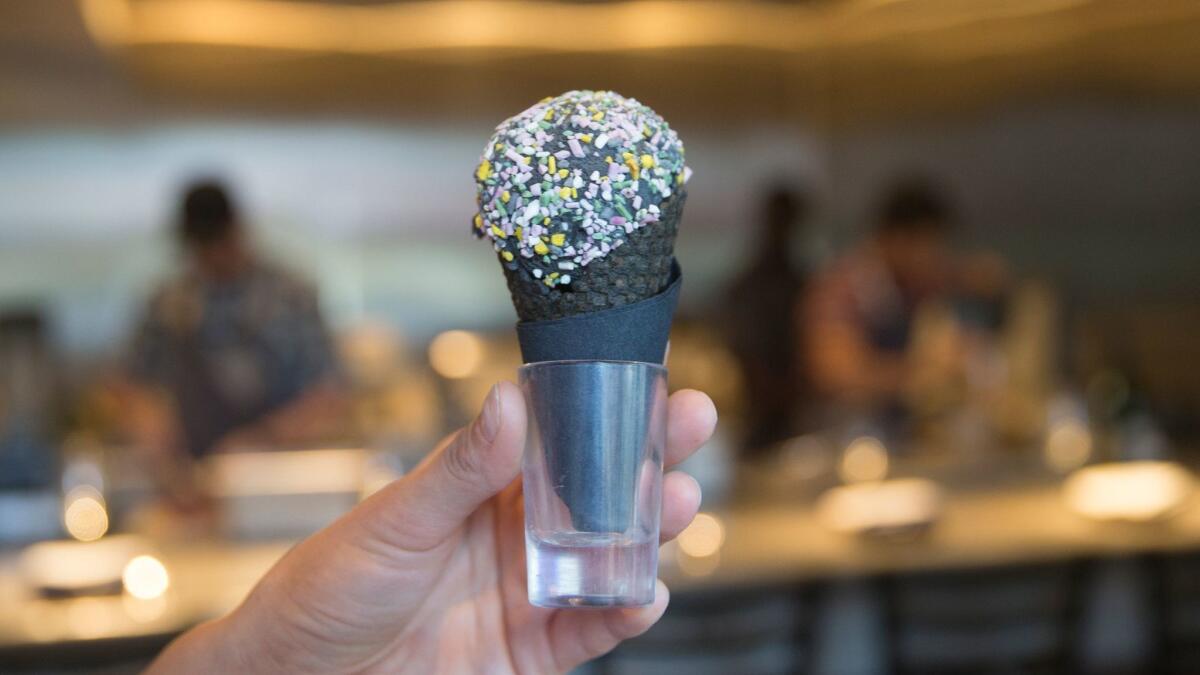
[2,0,1200,673]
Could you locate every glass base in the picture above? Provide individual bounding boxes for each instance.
[526,531,657,608]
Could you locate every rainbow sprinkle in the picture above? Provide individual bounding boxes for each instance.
[472,90,690,288]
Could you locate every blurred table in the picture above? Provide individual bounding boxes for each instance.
[6,479,1200,664]
[663,478,1200,590]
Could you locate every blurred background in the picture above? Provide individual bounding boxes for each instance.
[2,0,1200,673]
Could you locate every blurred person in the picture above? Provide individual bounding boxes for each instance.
[149,383,718,674]
[117,180,345,500]
[802,179,966,416]
[721,184,811,454]
[0,309,59,490]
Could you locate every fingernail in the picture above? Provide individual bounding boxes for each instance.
[479,384,501,442]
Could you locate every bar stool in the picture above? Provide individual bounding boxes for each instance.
[885,562,1080,675]
[599,584,810,675]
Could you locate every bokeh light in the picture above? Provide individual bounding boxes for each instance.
[1043,419,1093,473]
[428,330,486,379]
[1062,461,1193,522]
[62,486,109,542]
[122,555,171,600]
[838,437,889,484]
[677,512,725,559]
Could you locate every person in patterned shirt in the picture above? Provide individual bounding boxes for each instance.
[120,180,345,499]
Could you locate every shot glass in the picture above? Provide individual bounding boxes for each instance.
[519,360,668,608]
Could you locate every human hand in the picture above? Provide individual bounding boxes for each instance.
[150,381,717,674]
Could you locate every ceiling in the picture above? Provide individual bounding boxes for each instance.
[2,0,1199,128]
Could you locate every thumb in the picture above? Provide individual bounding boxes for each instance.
[357,380,527,552]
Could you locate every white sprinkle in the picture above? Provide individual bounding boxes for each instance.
[533,269,543,279]
[523,203,541,222]
[560,275,571,284]
[594,133,609,149]
[558,261,576,270]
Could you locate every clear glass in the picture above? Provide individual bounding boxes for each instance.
[519,360,668,608]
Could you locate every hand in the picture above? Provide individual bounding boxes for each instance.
[151,381,717,674]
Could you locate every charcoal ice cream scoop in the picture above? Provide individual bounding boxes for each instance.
[472,91,690,532]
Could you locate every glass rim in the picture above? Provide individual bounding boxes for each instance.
[518,359,666,373]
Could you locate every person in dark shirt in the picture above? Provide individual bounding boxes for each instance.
[722,184,810,454]
[120,180,345,499]
[803,178,1009,428]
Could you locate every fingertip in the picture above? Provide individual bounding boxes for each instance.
[611,580,670,640]
[666,389,718,466]
[660,471,702,543]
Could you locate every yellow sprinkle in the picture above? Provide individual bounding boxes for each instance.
[515,226,523,239]
[521,156,531,165]
[625,155,640,181]
[571,187,578,199]
[501,190,510,203]
[676,173,684,184]
[558,187,572,199]
[501,251,514,262]
[543,217,550,225]
[548,156,556,174]
[557,169,569,179]
[490,225,506,239]
[592,111,604,121]
[622,152,634,163]
[545,278,553,286]
[534,241,549,256]
[640,154,655,169]
[539,96,553,103]
[550,233,566,246]
[544,109,555,121]
[579,134,592,143]
[475,160,491,181]
[473,214,482,228]
[643,126,652,137]
[549,272,560,279]
[605,156,613,164]
[495,143,503,150]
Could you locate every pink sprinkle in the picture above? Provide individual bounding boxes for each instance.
[610,216,626,226]
[554,150,571,160]
[607,162,623,180]
[505,147,525,164]
[568,139,585,158]
[530,184,542,196]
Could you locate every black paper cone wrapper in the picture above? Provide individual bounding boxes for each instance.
[525,362,661,533]
[520,261,680,532]
[516,260,681,364]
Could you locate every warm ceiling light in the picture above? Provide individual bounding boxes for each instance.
[79,0,808,54]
